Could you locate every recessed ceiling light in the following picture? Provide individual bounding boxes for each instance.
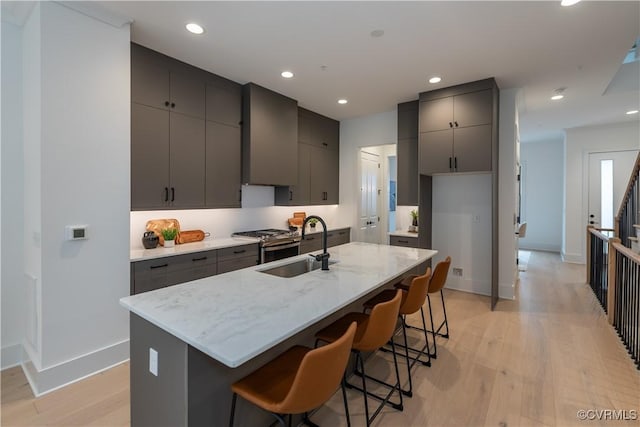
[338,99,348,105]
[561,0,581,6]
[370,29,385,38]
[429,76,442,84]
[281,71,294,79]
[626,110,639,115]
[185,23,204,35]
[551,87,566,100]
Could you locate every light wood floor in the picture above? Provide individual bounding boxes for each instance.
[2,251,639,426]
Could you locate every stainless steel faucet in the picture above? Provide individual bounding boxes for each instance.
[302,215,330,270]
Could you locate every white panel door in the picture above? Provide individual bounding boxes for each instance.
[588,150,638,229]
[359,151,380,243]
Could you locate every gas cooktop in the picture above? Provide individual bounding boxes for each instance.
[232,229,299,241]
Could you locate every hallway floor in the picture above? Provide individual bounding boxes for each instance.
[2,251,639,426]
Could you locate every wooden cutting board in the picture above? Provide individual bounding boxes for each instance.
[146,219,180,245]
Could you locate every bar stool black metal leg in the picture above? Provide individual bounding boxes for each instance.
[229,393,237,427]
[389,338,404,411]
[357,352,371,427]
[427,294,438,358]
[419,307,432,367]
[400,316,413,397]
[341,377,351,427]
[440,290,450,338]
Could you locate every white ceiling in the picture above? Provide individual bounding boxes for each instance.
[94,1,640,142]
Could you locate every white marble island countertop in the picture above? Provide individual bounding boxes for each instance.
[120,242,436,368]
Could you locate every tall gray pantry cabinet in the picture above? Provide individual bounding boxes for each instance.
[130,43,242,210]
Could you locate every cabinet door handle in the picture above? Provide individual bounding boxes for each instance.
[238,189,242,202]
[233,249,246,254]
[164,187,169,202]
[150,263,168,270]
[164,101,170,107]
[307,237,315,240]
[339,232,346,235]
[171,102,175,108]
[192,256,207,262]
[171,187,175,202]
[449,122,453,128]
[322,142,328,147]
[454,121,458,127]
[454,157,458,171]
[289,191,293,201]
[449,157,452,170]
[398,240,409,244]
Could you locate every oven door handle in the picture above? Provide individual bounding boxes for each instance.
[262,242,301,252]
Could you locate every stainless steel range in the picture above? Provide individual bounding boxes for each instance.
[232,229,301,264]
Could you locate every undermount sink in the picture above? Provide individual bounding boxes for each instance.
[258,257,338,278]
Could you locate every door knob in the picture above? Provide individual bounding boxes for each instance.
[589,214,595,218]
[589,221,595,224]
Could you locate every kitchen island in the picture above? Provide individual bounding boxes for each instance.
[120,242,436,426]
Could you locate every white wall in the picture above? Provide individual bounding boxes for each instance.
[19,2,131,395]
[563,121,640,263]
[130,185,341,248]
[432,174,493,296]
[520,138,564,252]
[497,88,520,300]
[1,21,26,368]
[339,110,397,243]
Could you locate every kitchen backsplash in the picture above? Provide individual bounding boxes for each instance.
[394,205,419,233]
[130,185,340,249]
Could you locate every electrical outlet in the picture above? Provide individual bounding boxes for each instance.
[452,268,463,277]
[149,348,158,376]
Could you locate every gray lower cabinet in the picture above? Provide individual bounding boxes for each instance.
[390,235,419,248]
[300,228,350,254]
[131,250,217,295]
[131,243,259,294]
[217,244,260,274]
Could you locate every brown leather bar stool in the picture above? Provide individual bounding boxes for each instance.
[396,256,452,359]
[315,290,404,427]
[362,267,433,397]
[229,322,357,427]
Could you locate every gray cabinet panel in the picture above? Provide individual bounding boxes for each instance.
[131,104,170,209]
[217,244,259,262]
[309,146,338,204]
[327,228,350,247]
[313,116,339,151]
[298,112,312,144]
[398,101,419,139]
[293,143,311,204]
[390,235,419,248]
[453,125,492,173]
[206,83,241,127]
[453,89,492,127]
[299,235,323,254]
[206,121,241,208]
[131,49,169,110]
[218,256,259,274]
[419,130,453,175]
[397,138,418,206]
[242,83,298,186]
[419,97,453,132]
[170,72,205,119]
[170,113,205,208]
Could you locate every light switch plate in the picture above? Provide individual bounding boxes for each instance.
[149,348,158,376]
[65,225,88,240]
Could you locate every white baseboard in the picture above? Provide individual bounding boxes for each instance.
[499,282,515,300]
[561,252,585,264]
[21,339,129,397]
[445,280,491,297]
[519,242,561,253]
[1,343,24,369]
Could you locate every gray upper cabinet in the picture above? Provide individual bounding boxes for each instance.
[242,83,298,186]
[397,101,419,205]
[131,104,170,209]
[131,43,242,210]
[419,79,497,175]
[206,82,242,127]
[205,121,241,208]
[275,108,339,206]
[169,114,206,208]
